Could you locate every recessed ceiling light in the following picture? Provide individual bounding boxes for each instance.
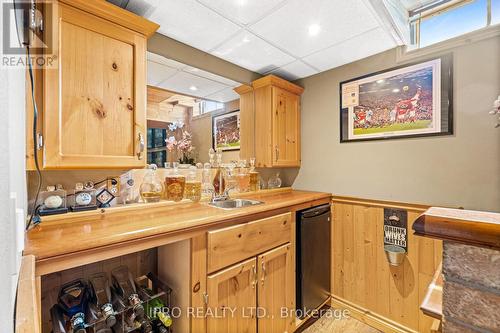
[308,24,321,36]
[189,86,198,91]
[236,0,247,6]
[392,88,400,93]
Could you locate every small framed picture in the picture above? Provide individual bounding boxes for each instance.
[339,54,453,142]
[212,110,241,151]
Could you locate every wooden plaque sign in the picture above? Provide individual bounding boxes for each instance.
[383,208,408,252]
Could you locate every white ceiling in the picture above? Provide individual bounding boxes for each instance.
[142,0,409,80]
[147,52,241,103]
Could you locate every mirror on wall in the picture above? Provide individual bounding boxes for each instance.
[146,52,242,167]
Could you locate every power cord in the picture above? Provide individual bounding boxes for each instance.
[26,45,43,230]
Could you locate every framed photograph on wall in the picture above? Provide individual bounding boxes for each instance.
[339,54,453,142]
[212,110,241,151]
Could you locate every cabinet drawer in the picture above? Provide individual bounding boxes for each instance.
[207,213,291,273]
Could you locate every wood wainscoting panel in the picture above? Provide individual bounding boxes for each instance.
[331,198,442,333]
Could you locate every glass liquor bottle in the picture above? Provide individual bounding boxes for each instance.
[236,160,250,192]
[201,163,215,202]
[165,162,186,202]
[140,164,164,203]
[249,157,260,192]
[184,166,202,202]
[268,172,282,189]
[213,149,225,196]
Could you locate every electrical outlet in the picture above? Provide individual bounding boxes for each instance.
[106,177,120,197]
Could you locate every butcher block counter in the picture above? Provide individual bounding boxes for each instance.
[25,188,331,276]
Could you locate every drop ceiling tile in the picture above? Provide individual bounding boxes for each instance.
[157,71,228,98]
[269,60,318,81]
[184,66,241,86]
[249,0,380,58]
[147,60,178,86]
[205,87,240,103]
[147,0,241,52]
[211,30,294,73]
[302,27,396,71]
[147,52,187,69]
[197,0,287,25]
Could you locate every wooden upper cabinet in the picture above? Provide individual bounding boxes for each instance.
[28,0,158,169]
[207,257,257,333]
[272,87,300,167]
[235,75,303,168]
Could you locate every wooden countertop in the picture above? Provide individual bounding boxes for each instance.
[413,207,500,249]
[25,189,330,275]
[420,263,443,320]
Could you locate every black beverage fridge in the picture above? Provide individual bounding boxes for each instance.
[296,203,331,317]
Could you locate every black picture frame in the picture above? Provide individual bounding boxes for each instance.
[339,53,453,143]
[212,110,241,151]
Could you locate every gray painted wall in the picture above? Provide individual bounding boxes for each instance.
[294,37,500,212]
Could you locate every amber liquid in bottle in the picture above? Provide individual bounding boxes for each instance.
[165,176,186,202]
[249,172,259,192]
[141,191,162,203]
[213,169,225,195]
[184,181,201,202]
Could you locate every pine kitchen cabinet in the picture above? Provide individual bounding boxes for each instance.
[235,75,304,168]
[206,213,295,333]
[26,0,158,169]
[16,189,331,333]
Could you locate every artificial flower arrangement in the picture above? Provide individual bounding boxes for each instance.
[165,121,196,164]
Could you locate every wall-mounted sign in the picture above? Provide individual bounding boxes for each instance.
[383,208,408,252]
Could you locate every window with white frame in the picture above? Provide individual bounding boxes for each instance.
[409,0,499,49]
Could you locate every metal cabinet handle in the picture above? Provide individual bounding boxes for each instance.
[275,145,279,162]
[261,261,266,285]
[251,265,257,289]
[137,132,145,160]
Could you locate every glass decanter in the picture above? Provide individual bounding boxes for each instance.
[139,164,164,203]
[201,163,215,202]
[184,166,201,202]
[164,162,186,202]
[267,172,282,189]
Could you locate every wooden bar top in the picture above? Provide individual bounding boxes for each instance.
[413,207,500,249]
[25,189,330,264]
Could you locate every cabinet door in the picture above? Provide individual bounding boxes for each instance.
[43,3,146,168]
[272,87,300,167]
[258,243,294,333]
[207,258,257,333]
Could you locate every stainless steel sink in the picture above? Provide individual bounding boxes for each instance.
[208,199,263,210]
